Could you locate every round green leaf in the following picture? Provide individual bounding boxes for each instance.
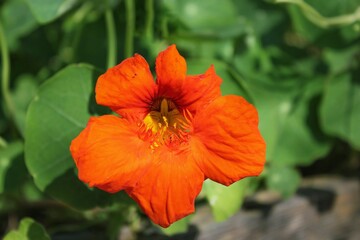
[25,64,110,209]
[203,179,249,221]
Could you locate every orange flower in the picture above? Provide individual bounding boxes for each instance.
[70,45,266,227]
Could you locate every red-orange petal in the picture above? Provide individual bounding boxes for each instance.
[126,147,204,227]
[181,65,222,114]
[96,54,157,119]
[155,45,221,115]
[192,95,266,186]
[70,115,152,192]
[155,44,187,99]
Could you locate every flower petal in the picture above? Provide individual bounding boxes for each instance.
[155,45,221,115]
[127,147,204,227]
[96,54,157,119]
[192,95,266,186]
[70,115,152,192]
[155,44,187,99]
[180,65,222,114]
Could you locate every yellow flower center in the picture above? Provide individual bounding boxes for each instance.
[143,99,190,149]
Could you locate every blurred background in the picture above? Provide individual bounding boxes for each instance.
[0,0,359,239]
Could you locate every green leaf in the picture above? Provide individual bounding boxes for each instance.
[270,79,332,166]
[24,0,78,24]
[233,0,283,36]
[3,217,50,240]
[0,0,38,50]
[304,0,359,17]
[235,61,331,166]
[163,0,244,38]
[265,166,301,198]
[0,141,24,193]
[323,46,360,74]
[25,64,111,209]
[159,215,190,235]
[287,5,323,41]
[320,72,360,149]
[203,179,249,221]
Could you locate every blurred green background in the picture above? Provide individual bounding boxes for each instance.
[0,0,359,239]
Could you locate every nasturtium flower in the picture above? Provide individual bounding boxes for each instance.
[70,45,266,227]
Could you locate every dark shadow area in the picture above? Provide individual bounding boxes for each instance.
[300,140,359,177]
[242,198,279,218]
[297,187,336,213]
[44,168,112,210]
[52,229,107,240]
[137,224,199,240]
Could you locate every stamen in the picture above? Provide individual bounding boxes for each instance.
[141,98,190,149]
[162,116,169,127]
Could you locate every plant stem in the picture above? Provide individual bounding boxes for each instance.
[105,8,117,68]
[274,0,360,28]
[144,0,154,42]
[161,16,169,39]
[125,0,135,58]
[0,20,15,120]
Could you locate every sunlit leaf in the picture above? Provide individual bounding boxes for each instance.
[203,179,249,221]
[3,218,50,240]
[159,215,190,235]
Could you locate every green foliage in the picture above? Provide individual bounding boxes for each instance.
[3,218,50,240]
[320,71,360,149]
[159,215,190,235]
[25,64,112,209]
[0,141,24,193]
[24,0,78,24]
[265,166,302,198]
[203,179,249,221]
[0,0,359,238]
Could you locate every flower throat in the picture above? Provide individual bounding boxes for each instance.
[141,98,191,149]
